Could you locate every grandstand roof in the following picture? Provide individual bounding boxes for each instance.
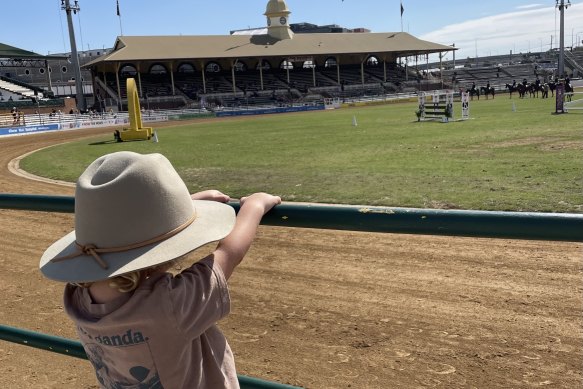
[0,42,68,60]
[85,32,455,66]
[0,43,45,59]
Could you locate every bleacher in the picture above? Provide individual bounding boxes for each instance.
[279,68,337,91]
[364,63,407,85]
[0,77,44,100]
[100,64,400,108]
[441,62,548,91]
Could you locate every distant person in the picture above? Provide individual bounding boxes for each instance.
[39,151,281,389]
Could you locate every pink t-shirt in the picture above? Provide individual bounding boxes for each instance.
[64,257,239,389]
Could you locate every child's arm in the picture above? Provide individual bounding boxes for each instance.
[212,193,281,280]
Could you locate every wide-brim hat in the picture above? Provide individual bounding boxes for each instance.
[40,151,236,283]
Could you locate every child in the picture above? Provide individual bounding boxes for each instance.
[39,151,281,388]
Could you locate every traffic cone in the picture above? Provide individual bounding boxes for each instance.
[352,116,358,127]
[512,102,516,112]
[152,131,159,143]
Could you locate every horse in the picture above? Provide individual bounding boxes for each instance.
[480,86,495,100]
[468,85,480,100]
[565,82,574,102]
[516,83,527,98]
[541,83,549,99]
[548,81,557,97]
[525,83,538,98]
[530,82,545,98]
[505,83,518,98]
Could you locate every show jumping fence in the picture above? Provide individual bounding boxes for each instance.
[564,91,583,112]
[417,90,469,122]
[1,194,582,388]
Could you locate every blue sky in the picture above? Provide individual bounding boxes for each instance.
[2,1,582,61]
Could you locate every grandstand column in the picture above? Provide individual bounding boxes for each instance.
[168,61,175,95]
[360,56,366,86]
[426,54,429,81]
[439,52,443,89]
[231,60,237,94]
[383,59,387,83]
[259,59,264,90]
[200,61,207,94]
[312,63,316,87]
[136,63,143,98]
[115,63,122,110]
[415,55,418,80]
[336,57,341,85]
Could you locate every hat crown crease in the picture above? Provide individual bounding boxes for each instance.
[74,152,194,248]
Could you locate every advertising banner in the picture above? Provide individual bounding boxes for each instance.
[0,124,59,137]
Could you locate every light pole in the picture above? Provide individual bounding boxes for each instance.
[61,0,86,112]
[556,0,570,78]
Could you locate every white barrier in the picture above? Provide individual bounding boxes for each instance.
[417,90,468,122]
[564,92,583,112]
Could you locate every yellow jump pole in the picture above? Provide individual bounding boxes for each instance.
[117,78,153,141]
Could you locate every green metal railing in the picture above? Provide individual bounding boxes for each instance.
[1,193,582,389]
[0,324,297,389]
[1,194,582,242]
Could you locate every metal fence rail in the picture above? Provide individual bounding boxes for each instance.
[1,194,582,242]
[1,193,582,389]
[0,324,298,389]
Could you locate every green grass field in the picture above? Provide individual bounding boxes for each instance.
[21,95,582,213]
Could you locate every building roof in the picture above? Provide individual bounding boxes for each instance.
[85,32,455,67]
[0,43,45,59]
[0,42,68,60]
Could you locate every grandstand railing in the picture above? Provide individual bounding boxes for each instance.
[0,194,582,388]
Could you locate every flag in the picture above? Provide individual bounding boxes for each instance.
[116,0,120,16]
[400,1,404,16]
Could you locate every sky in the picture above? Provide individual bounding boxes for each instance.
[1,0,582,62]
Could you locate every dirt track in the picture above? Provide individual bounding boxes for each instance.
[0,127,581,389]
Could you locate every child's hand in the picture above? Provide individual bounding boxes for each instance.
[239,193,281,214]
[190,190,230,203]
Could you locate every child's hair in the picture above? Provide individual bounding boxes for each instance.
[75,260,179,293]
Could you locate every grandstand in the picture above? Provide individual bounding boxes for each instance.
[81,0,454,111]
[2,0,582,117]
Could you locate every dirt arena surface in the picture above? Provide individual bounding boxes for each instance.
[0,126,581,389]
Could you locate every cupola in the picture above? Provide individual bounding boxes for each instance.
[264,0,294,40]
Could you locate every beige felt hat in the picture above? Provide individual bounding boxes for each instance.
[40,151,235,283]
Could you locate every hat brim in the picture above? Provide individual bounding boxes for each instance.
[40,200,236,283]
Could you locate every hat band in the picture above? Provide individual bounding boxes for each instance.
[50,212,197,271]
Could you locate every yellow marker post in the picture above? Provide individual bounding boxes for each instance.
[117,78,153,141]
